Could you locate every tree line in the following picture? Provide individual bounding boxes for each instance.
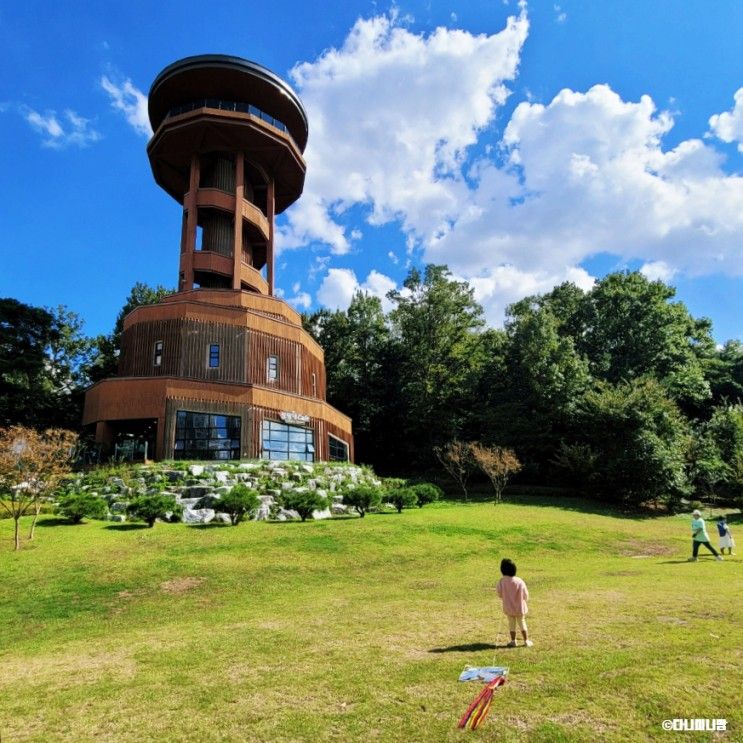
[303,265,743,510]
[2,267,742,509]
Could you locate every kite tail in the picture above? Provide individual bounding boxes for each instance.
[457,676,506,730]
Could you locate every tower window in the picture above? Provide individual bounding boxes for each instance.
[209,344,220,368]
[311,372,317,397]
[267,355,278,381]
[153,341,163,367]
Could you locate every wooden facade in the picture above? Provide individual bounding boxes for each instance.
[83,55,353,463]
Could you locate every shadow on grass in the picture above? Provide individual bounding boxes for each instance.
[448,485,671,521]
[429,642,499,654]
[104,523,149,531]
[36,518,74,527]
[187,523,231,529]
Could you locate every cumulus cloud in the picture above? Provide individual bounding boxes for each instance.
[428,84,743,280]
[709,87,743,153]
[640,261,676,283]
[100,76,152,137]
[468,265,595,327]
[275,10,743,326]
[23,107,101,148]
[279,9,529,254]
[317,268,397,312]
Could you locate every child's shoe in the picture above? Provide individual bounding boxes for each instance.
[524,640,534,647]
[716,555,724,561]
[687,557,697,562]
[506,640,517,648]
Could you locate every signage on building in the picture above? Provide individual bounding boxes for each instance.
[279,411,310,425]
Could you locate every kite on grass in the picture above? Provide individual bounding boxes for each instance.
[457,666,508,731]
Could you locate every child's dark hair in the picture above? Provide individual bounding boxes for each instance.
[500,558,517,577]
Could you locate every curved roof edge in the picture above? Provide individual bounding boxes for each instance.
[148,54,308,149]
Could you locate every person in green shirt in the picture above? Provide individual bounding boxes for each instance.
[688,509,723,562]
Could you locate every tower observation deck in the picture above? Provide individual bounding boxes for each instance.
[83,55,353,463]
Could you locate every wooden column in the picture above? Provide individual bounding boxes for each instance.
[267,179,275,296]
[180,154,200,291]
[232,152,245,290]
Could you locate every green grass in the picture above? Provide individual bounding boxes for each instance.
[1,497,741,742]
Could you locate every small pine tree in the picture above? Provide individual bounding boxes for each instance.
[127,494,182,527]
[343,486,382,518]
[56,492,107,524]
[409,483,443,508]
[280,491,328,522]
[217,484,260,525]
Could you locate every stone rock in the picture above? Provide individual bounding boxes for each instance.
[331,502,348,515]
[189,465,205,477]
[111,477,127,491]
[301,464,314,474]
[164,470,185,483]
[214,512,232,524]
[108,513,126,522]
[312,508,332,520]
[182,486,211,499]
[214,471,229,483]
[281,481,295,491]
[182,508,214,524]
[110,501,128,514]
[276,508,300,521]
[238,463,259,471]
[214,486,231,496]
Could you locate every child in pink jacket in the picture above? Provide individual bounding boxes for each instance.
[496,558,533,647]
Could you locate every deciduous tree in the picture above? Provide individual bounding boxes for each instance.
[470,443,522,505]
[0,425,77,549]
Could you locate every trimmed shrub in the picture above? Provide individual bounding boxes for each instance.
[279,491,328,522]
[343,486,382,518]
[56,492,108,524]
[217,484,260,525]
[409,483,443,508]
[127,494,182,527]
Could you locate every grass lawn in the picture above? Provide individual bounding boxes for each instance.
[1,495,741,742]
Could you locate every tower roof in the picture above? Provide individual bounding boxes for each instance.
[148,54,308,152]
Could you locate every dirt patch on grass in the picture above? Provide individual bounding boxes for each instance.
[619,543,675,558]
[159,576,205,594]
[0,646,137,687]
[656,615,689,626]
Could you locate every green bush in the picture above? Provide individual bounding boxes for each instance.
[343,486,382,518]
[217,484,261,525]
[409,482,443,508]
[127,494,182,527]
[55,493,108,524]
[279,491,328,522]
[382,479,418,513]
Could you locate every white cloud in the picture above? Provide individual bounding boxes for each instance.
[23,107,101,148]
[281,9,529,254]
[554,5,567,23]
[428,83,743,282]
[709,87,743,153]
[286,291,312,310]
[280,10,743,325]
[640,261,676,282]
[100,76,152,137]
[467,265,595,327]
[317,268,397,312]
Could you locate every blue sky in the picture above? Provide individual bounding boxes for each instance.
[2,0,743,342]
